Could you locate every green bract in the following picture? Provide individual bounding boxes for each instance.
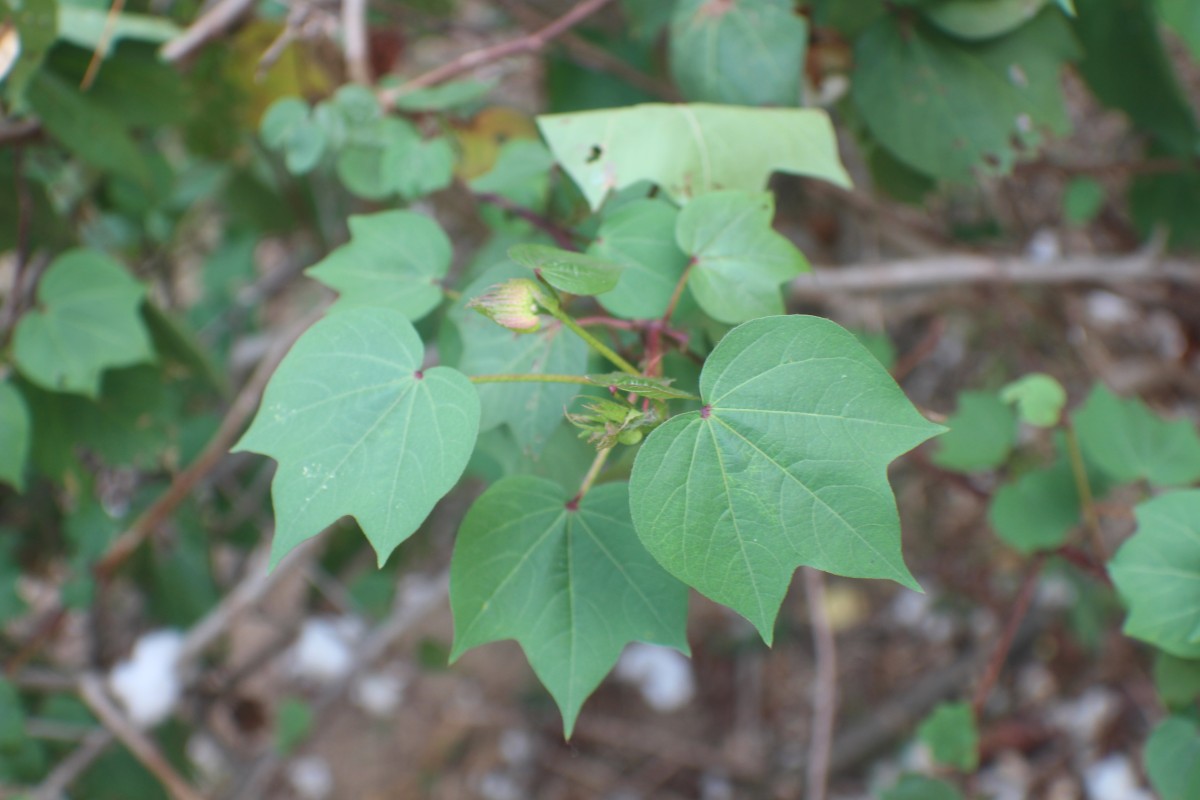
[450,477,687,736]
[507,243,624,296]
[13,249,154,397]
[235,308,481,566]
[629,315,943,642]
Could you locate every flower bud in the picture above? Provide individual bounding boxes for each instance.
[466,279,545,333]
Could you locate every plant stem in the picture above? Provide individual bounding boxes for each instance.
[469,373,593,386]
[803,567,837,800]
[662,258,696,322]
[547,305,641,376]
[568,446,613,509]
[971,554,1045,717]
[1063,418,1107,561]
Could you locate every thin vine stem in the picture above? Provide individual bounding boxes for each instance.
[568,446,613,509]
[547,305,641,376]
[1063,418,1107,561]
[469,373,593,386]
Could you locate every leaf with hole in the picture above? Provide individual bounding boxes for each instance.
[629,315,943,642]
[13,249,154,397]
[508,244,624,296]
[234,308,481,566]
[307,211,451,321]
[676,191,808,325]
[1109,491,1200,658]
[669,0,807,106]
[450,476,688,737]
[537,104,851,210]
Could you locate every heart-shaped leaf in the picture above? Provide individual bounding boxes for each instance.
[235,308,480,566]
[1109,490,1200,658]
[307,211,451,321]
[450,476,688,736]
[508,243,624,296]
[630,315,943,642]
[13,249,154,397]
[588,198,688,320]
[1073,385,1200,487]
[676,191,809,324]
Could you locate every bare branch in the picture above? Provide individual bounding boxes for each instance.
[803,568,837,800]
[380,0,616,104]
[160,0,257,63]
[342,0,371,84]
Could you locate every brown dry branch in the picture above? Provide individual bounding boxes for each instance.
[160,0,258,63]
[792,253,1200,298]
[341,0,371,84]
[379,0,616,104]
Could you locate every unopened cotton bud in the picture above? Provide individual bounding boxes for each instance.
[466,279,546,333]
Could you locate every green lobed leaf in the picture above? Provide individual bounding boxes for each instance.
[1145,716,1200,800]
[0,382,31,491]
[1109,491,1200,658]
[1073,384,1200,487]
[926,0,1062,40]
[260,98,326,175]
[234,308,481,566]
[307,211,451,321]
[380,132,455,200]
[452,264,589,454]
[881,774,965,800]
[853,9,1078,180]
[932,391,1017,472]
[508,243,624,296]
[988,460,1081,554]
[1000,373,1066,427]
[450,476,688,736]
[13,249,154,397]
[668,0,807,106]
[588,198,688,320]
[917,701,979,771]
[629,315,943,642]
[537,103,851,210]
[1153,651,1200,708]
[676,190,808,325]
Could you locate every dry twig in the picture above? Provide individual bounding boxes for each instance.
[803,568,837,800]
[160,0,257,63]
[341,0,371,84]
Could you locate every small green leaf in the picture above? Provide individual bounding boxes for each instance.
[260,98,326,175]
[917,701,979,771]
[669,0,807,106]
[508,244,624,296]
[881,774,965,800]
[450,477,688,737]
[988,460,1080,554]
[676,191,808,325]
[235,308,481,566]
[275,697,314,755]
[585,373,697,401]
[307,211,451,321]
[13,249,154,397]
[28,71,150,185]
[0,678,25,750]
[381,133,455,200]
[469,140,555,210]
[1073,384,1200,487]
[629,316,943,642]
[1145,716,1200,800]
[0,382,31,491]
[933,392,1017,472]
[1000,373,1066,427]
[1062,177,1105,224]
[56,5,179,57]
[537,104,851,210]
[1109,491,1200,658]
[588,199,688,320]
[1153,651,1200,708]
[391,79,495,111]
